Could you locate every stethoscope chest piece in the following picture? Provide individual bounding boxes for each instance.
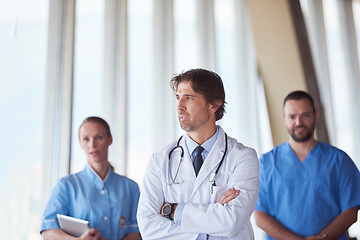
[209,172,216,182]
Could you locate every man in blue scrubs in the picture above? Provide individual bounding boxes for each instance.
[254,90,360,240]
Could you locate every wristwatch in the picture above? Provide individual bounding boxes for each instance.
[161,203,176,220]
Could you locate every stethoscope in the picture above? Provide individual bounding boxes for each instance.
[167,132,228,192]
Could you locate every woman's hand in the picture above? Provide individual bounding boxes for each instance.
[42,228,102,240]
[79,228,102,240]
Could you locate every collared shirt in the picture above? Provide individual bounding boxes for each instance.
[185,126,219,163]
[41,164,140,239]
[175,126,219,240]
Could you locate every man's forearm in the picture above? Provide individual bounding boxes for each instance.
[254,210,303,240]
[166,188,238,219]
[122,232,142,240]
[317,206,358,240]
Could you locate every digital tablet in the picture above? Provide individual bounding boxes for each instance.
[57,214,90,237]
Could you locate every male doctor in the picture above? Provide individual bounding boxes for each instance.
[137,68,260,239]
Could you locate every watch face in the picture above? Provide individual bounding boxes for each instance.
[163,204,171,215]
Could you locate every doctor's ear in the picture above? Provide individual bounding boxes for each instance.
[209,101,221,113]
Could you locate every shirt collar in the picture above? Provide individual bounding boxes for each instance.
[185,125,219,158]
[84,163,113,189]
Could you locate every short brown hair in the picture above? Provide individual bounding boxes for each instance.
[283,90,315,112]
[170,68,226,121]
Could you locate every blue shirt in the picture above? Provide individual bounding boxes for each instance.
[174,126,219,240]
[41,164,140,240]
[186,126,219,163]
[255,142,360,239]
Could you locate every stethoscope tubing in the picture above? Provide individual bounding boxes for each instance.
[167,132,228,185]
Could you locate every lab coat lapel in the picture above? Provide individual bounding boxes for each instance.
[192,127,227,195]
[179,136,197,184]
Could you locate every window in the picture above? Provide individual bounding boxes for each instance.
[323,0,360,168]
[127,0,154,182]
[1,1,270,239]
[300,0,360,168]
[70,0,105,173]
[354,1,360,61]
[0,0,48,238]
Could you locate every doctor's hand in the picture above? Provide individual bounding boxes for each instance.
[218,188,239,205]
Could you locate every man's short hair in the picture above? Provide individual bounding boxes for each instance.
[283,90,316,112]
[170,68,226,121]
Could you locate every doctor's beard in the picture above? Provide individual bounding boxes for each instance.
[178,114,210,133]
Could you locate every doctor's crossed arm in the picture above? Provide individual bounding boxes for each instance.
[217,187,240,205]
[160,187,240,220]
[137,69,260,240]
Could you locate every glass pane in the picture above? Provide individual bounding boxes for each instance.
[354,1,360,68]
[214,0,240,134]
[173,0,197,137]
[0,0,48,239]
[174,0,198,72]
[323,0,357,161]
[127,0,154,183]
[71,0,104,173]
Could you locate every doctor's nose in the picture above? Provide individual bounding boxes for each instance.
[177,98,186,110]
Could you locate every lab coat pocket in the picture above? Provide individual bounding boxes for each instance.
[211,184,227,203]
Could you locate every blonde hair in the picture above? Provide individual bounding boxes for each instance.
[78,116,112,140]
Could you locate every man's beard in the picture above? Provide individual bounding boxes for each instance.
[290,125,315,142]
[179,115,210,132]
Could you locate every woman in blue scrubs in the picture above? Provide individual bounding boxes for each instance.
[40,116,141,240]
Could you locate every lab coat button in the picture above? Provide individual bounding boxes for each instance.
[104,216,108,221]
[100,190,105,195]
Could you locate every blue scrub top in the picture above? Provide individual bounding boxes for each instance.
[41,164,140,239]
[256,142,360,239]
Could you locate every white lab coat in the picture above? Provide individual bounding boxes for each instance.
[137,126,259,240]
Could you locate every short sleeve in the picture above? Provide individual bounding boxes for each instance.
[127,181,141,234]
[255,155,269,213]
[40,179,70,232]
[338,153,360,212]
